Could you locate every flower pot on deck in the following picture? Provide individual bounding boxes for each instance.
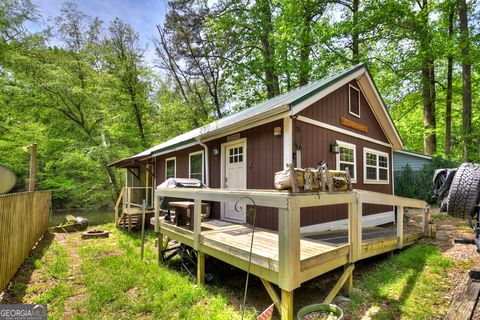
[296,304,343,320]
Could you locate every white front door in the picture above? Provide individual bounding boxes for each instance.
[222,140,246,222]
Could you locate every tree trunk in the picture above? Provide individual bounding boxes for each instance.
[351,0,360,64]
[445,6,454,157]
[459,0,472,161]
[421,62,437,155]
[419,0,436,155]
[258,0,280,98]
[299,2,312,86]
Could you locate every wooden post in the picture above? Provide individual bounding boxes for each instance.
[127,187,132,232]
[278,203,300,291]
[193,199,202,250]
[397,205,404,249]
[158,232,164,264]
[343,264,354,296]
[197,252,205,285]
[28,143,37,192]
[280,290,294,320]
[348,199,362,262]
[154,192,159,233]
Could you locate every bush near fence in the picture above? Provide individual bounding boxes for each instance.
[394,158,457,205]
[0,191,51,291]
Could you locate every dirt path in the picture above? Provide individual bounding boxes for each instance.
[55,233,89,319]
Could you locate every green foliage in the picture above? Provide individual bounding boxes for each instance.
[1,0,479,209]
[348,244,455,319]
[394,158,458,204]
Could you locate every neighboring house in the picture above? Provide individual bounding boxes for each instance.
[393,150,433,172]
[111,63,405,233]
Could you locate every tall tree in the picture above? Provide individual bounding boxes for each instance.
[155,0,224,120]
[444,0,455,157]
[459,0,472,161]
[107,18,150,147]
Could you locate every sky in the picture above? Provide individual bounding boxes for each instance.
[28,0,168,63]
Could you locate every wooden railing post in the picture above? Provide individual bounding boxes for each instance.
[348,197,362,262]
[397,205,404,249]
[278,200,300,292]
[193,199,202,250]
[154,189,159,233]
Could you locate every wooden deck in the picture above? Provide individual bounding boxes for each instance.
[156,218,423,285]
[152,188,431,319]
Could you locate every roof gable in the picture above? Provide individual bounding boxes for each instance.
[111,64,403,167]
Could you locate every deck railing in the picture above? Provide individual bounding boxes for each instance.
[0,191,51,291]
[154,188,429,288]
[153,188,429,320]
[115,187,154,225]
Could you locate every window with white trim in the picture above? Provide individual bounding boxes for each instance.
[165,157,176,179]
[349,85,360,118]
[189,151,204,182]
[336,141,356,182]
[363,148,389,183]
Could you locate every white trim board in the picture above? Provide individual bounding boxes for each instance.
[297,115,392,148]
[300,211,394,236]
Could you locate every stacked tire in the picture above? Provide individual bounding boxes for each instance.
[446,163,480,218]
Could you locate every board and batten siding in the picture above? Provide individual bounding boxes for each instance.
[206,120,284,229]
[155,145,205,185]
[393,151,432,171]
[298,80,390,144]
[296,80,393,227]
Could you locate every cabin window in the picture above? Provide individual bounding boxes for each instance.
[165,157,176,179]
[349,85,360,118]
[363,148,389,184]
[336,141,356,182]
[189,151,204,182]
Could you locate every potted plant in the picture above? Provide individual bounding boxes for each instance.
[296,304,343,320]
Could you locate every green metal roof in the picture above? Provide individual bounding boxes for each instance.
[111,64,367,166]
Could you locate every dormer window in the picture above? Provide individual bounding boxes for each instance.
[349,85,360,118]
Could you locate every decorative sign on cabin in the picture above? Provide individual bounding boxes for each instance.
[340,117,368,133]
[227,133,241,142]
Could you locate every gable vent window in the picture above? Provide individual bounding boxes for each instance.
[349,85,360,118]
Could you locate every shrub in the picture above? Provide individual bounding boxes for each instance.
[394,158,457,204]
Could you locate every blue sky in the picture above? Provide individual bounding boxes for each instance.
[28,0,168,63]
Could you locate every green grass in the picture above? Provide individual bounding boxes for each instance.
[50,224,250,320]
[347,244,457,319]
[30,240,71,319]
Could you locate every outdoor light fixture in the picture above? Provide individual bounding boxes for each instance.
[273,126,282,136]
[330,142,340,154]
[212,146,220,156]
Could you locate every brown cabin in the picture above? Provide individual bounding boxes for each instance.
[111,64,403,232]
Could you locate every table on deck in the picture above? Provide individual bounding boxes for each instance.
[168,201,210,230]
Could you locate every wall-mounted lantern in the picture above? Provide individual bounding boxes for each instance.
[273,126,282,136]
[330,142,340,154]
[212,146,220,156]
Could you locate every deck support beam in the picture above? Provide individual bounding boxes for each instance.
[280,290,293,320]
[342,264,353,296]
[157,232,164,264]
[323,263,355,304]
[197,252,205,285]
[260,279,281,313]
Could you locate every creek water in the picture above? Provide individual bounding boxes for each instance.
[49,208,113,227]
